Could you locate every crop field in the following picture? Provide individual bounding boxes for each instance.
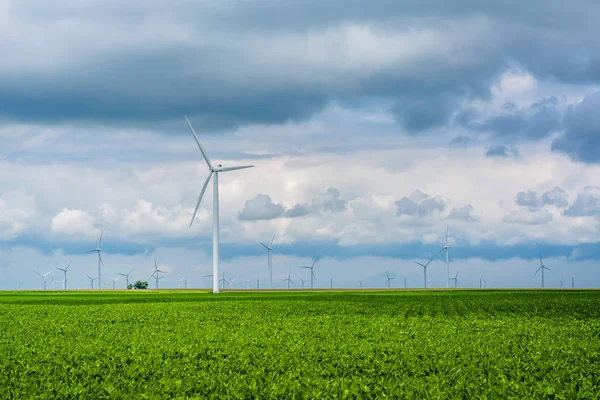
[1,290,599,399]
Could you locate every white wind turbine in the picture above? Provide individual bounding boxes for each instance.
[479,278,487,289]
[449,271,460,288]
[359,280,363,289]
[219,273,229,290]
[300,277,307,289]
[86,275,98,290]
[535,254,550,288]
[385,272,393,289]
[111,276,120,290]
[441,226,451,289]
[282,271,294,289]
[117,269,134,288]
[261,234,276,289]
[34,271,51,290]
[300,257,318,289]
[229,277,236,289]
[179,278,188,289]
[414,249,443,289]
[185,116,254,294]
[245,278,252,289]
[56,262,71,290]
[150,258,166,289]
[87,231,105,290]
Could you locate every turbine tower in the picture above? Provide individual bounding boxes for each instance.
[535,254,551,288]
[34,271,51,290]
[449,271,460,288]
[186,116,254,294]
[150,258,166,289]
[86,275,98,290]
[261,234,276,289]
[179,278,188,289]
[56,262,71,290]
[441,226,451,289]
[414,249,443,289]
[87,231,105,290]
[385,272,393,289]
[117,269,134,288]
[282,271,294,289]
[300,257,318,289]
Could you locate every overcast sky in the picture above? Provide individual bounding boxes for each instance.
[1,0,599,290]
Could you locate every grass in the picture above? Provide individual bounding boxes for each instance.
[1,290,599,398]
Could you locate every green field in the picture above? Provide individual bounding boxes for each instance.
[1,290,599,399]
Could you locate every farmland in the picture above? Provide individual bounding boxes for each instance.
[1,290,599,398]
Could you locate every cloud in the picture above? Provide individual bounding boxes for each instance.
[564,186,600,217]
[485,145,520,158]
[238,194,285,221]
[503,209,553,225]
[0,189,36,240]
[311,187,347,213]
[552,91,600,163]
[447,205,479,222]
[396,190,446,217]
[515,187,569,208]
[283,204,310,218]
[50,209,97,237]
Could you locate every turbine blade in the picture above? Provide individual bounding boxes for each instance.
[34,271,41,276]
[534,266,542,275]
[445,226,449,245]
[220,165,254,172]
[261,243,270,250]
[190,172,213,227]
[270,234,276,247]
[99,230,103,247]
[65,262,71,271]
[414,261,426,268]
[99,253,105,267]
[185,116,213,170]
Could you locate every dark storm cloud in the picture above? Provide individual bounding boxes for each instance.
[551,92,600,163]
[485,145,520,158]
[1,0,600,132]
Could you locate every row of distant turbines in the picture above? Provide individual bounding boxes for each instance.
[31,117,574,292]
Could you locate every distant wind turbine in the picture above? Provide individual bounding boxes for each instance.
[449,271,460,288]
[150,258,166,289]
[117,269,134,288]
[559,279,563,288]
[282,271,294,289]
[111,276,120,290]
[86,275,98,290]
[479,278,487,289]
[385,272,393,289]
[245,278,252,289]
[261,234,276,289]
[56,262,71,290]
[179,278,188,289]
[441,226,451,289]
[414,249,443,289]
[34,271,51,290]
[219,273,229,290]
[87,231,105,290]
[300,277,307,289]
[535,254,551,288]
[185,116,254,294]
[330,278,333,289]
[359,280,363,289]
[300,257,318,289]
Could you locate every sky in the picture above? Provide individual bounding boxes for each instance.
[1,0,600,290]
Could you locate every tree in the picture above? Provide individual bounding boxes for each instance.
[133,281,149,290]
[127,284,133,290]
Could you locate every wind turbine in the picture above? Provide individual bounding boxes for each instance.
[572,277,575,289]
[51,277,62,290]
[449,271,460,288]
[261,234,276,289]
[229,277,236,289]
[150,258,166,289]
[414,249,443,289]
[87,231,105,290]
[56,262,71,290]
[559,279,563,288]
[359,280,363,289]
[245,278,252,289]
[385,272,393,289]
[282,271,294,289]
[219,273,229,290]
[479,278,487,289]
[185,116,254,294]
[86,275,98,290]
[117,269,134,288]
[535,254,550,288]
[111,276,120,290]
[441,226,451,289]
[34,271,51,290]
[179,278,188,289]
[300,277,307,289]
[300,257,318,289]
[330,278,333,289]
